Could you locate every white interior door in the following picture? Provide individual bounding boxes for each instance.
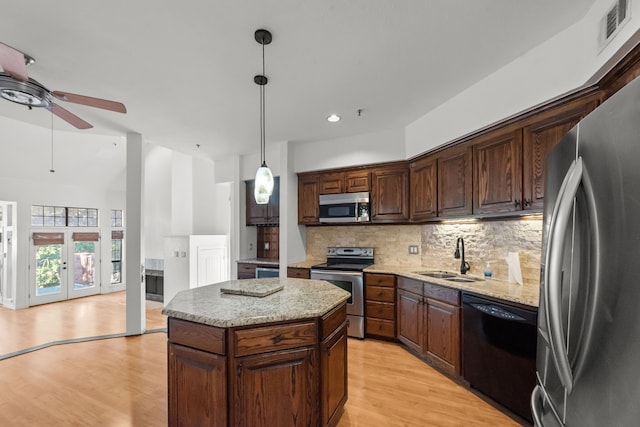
[30,230,101,306]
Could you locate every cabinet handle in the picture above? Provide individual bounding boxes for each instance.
[514,199,521,208]
[524,198,531,207]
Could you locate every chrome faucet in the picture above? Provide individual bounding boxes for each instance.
[454,237,471,275]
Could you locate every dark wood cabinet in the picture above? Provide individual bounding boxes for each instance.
[424,298,460,374]
[298,174,320,224]
[167,305,347,427]
[321,324,348,427]
[397,286,424,354]
[234,347,318,427]
[522,97,599,210]
[364,273,396,339]
[438,144,473,217]
[246,177,280,225]
[371,164,408,222]
[409,155,437,221]
[473,129,523,214]
[237,262,257,279]
[287,267,311,279]
[409,145,472,222]
[319,170,370,195]
[168,343,227,427]
[397,276,461,376]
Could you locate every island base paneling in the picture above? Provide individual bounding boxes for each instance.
[166,302,348,427]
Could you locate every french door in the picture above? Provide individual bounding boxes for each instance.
[30,230,101,306]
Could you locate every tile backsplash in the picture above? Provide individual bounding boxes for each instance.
[306,218,543,286]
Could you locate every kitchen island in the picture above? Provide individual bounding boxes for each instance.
[162,278,350,427]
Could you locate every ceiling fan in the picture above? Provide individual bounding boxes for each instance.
[0,42,126,129]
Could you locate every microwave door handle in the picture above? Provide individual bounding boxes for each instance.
[545,157,583,393]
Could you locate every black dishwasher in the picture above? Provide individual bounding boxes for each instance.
[462,292,537,423]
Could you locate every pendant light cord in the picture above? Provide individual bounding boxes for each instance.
[260,38,267,167]
[50,112,55,173]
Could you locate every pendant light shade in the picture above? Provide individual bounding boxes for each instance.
[254,163,274,204]
[254,29,273,204]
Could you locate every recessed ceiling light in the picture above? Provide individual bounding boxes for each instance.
[327,114,341,123]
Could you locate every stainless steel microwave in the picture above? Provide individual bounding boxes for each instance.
[319,192,370,223]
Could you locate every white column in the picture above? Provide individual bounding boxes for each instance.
[126,132,145,334]
[280,140,306,274]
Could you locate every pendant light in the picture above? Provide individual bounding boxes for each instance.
[254,29,274,204]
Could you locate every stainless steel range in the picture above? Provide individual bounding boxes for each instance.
[310,246,374,338]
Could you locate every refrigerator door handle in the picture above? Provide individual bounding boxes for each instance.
[544,157,583,394]
[531,384,564,427]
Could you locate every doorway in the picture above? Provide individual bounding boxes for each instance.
[30,230,101,306]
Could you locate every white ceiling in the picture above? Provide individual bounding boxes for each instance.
[0,1,596,161]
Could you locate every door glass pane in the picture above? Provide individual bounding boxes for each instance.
[74,241,96,290]
[35,244,62,296]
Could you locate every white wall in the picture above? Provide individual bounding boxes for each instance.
[405,0,640,157]
[293,127,406,172]
[193,157,217,234]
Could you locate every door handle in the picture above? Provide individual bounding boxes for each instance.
[544,157,583,393]
[531,386,544,427]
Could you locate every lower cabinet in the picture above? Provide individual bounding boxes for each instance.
[321,325,348,427]
[397,277,461,376]
[233,347,318,427]
[287,267,311,279]
[168,343,228,427]
[364,273,396,339]
[237,262,257,279]
[167,304,348,427]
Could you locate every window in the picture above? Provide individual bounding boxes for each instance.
[31,206,98,227]
[111,210,124,284]
[111,209,123,227]
[111,231,122,285]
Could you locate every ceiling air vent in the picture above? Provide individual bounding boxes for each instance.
[599,0,631,51]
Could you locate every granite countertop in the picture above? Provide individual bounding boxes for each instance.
[236,258,280,267]
[365,264,539,307]
[162,278,350,328]
[288,259,324,269]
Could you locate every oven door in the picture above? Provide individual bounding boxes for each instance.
[310,269,364,338]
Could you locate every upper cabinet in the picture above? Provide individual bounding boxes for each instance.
[319,170,370,195]
[298,174,320,225]
[246,177,280,226]
[410,145,472,221]
[522,96,600,210]
[409,155,437,221]
[371,163,409,223]
[438,145,473,217]
[473,129,523,214]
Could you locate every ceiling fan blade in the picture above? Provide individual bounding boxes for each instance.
[0,42,28,82]
[51,91,127,113]
[46,102,93,129]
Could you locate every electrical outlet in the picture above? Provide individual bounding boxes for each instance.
[408,245,419,254]
[264,242,270,250]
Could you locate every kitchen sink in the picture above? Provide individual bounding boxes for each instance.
[446,276,484,283]
[417,271,458,279]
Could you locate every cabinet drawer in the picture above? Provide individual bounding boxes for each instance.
[397,276,423,295]
[287,267,310,279]
[237,263,257,279]
[366,318,395,338]
[423,282,460,306]
[234,321,317,357]
[168,318,226,355]
[366,301,395,320]
[321,303,347,340]
[364,273,395,287]
[366,285,395,303]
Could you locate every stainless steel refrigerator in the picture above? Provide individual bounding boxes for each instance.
[533,76,640,426]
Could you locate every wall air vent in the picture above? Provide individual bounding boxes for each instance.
[599,0,631,51]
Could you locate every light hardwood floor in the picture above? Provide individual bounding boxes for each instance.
[0,293,522,426]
